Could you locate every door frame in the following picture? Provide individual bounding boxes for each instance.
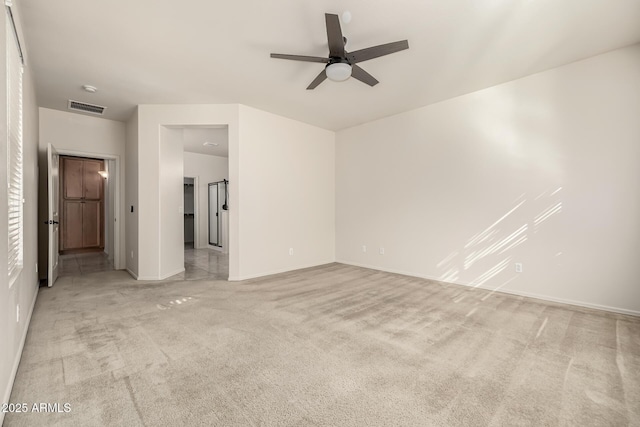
[53,149,122,270]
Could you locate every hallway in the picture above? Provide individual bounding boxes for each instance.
[175,247,228,281]
[58,252,114,276]
[58,248,228,281]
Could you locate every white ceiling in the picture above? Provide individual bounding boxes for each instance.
[19,0,640,131]
[181,126,229,157]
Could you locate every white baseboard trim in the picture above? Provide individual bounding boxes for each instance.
[2,281,39,426]
[476,287,640,317]
[127,268,184,280]
[159,268,185,280]
[335,260,640,317]
[127,268,186,281]
[126,268,138,280]
[229,261,335,282]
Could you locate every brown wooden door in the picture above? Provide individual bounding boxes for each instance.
[82,201,102,248]
[83,160,103,200]
[63,158,84,199]
[63,201,84,249]
[59,156,105,252]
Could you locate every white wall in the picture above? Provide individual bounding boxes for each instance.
[135,104,240,280]
[1,3,40,422]
[183,151,228,249]
[132,104,335,280]
[159,127,185,278]
[125,109,139,276]
[237,105,335,279]
[336,44,640,315]
[38,107,126,272]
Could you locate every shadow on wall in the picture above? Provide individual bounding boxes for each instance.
[437,186,563,293]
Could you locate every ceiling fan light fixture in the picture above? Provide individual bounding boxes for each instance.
[326,63,352,82]
[270,13,408,89]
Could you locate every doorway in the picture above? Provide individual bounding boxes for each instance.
[59,155,105,254]
[56,155,116,277]
[179,125,230,280]
[46,146,122,286]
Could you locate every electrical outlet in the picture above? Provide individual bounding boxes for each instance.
[35,263,38,273]
[362,245,367,253]
[379,247,385,255]
[289,248,294,256]
[16,304,19,323]
[515,263,523,273]
[130,251,134,259]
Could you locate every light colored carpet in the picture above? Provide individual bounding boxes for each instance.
[5,263,640,426]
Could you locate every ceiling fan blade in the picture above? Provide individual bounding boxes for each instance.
[351,65,379,87]
[306,69,327,90]
[347,40,409,63]
[325,13,345,58]
[271,53,330,63]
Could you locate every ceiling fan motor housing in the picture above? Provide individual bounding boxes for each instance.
[270,13,409,89]
[327,57,350,66]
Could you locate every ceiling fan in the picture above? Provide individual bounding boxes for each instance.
[270,13,409,90]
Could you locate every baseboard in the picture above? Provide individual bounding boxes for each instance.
[158,268,185,280]
[127,268,186,281]
[1,281,39,426]
[476,287,640,317]
[229,261,335,281]
[126,268,138,280]
[335,260,640,317]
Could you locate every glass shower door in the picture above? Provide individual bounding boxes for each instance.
[209,180,228,248]
[208,183,218,246]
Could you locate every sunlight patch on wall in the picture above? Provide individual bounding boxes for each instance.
[464,200,525,249]
[470,258,511,288]
[534,202,562,228]
[480,275,518,300]
[465,224,527,270]
[436,185,564,294]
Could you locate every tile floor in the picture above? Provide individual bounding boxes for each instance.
[57,248,228,281]
[171,247,229,281]
[58,252,114,276]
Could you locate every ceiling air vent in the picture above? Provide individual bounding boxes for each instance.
[68,100,106,115]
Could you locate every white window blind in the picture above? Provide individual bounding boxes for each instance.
[7,6,23,287]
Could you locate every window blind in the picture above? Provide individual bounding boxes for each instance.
[7,7,23,287]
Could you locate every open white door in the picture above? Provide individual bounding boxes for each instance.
[47,143,60,287]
